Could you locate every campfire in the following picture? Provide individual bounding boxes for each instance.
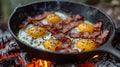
[0,28,120,67]
[27,59,52,67]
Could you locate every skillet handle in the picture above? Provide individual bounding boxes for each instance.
[96,43,120,59]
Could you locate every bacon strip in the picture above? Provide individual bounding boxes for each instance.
[62,21,82,34]
[53,20,64,29]
[70,32,92,38]
[92,32,100,38]
[28,11,54,22]
[94,22,102,32]
[53,33,72,48]
[60,37,72,48]
[64,17,74,24]
[95,30,109,44]
[53,33,65,39]
[92,22,102,38]
[19,21,30,29]
[27,15,45,22]
[74,14,84,21]
[19,11,54,29]
[70,32,83,38]
[48,27,60,34]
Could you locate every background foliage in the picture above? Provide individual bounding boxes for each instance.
[0,0,100,21]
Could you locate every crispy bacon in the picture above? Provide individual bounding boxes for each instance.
[28,11,54,22]
[53,33,72,48]
[53,33,65,39]
[54,33,72,48]
[62,21,82,34]
[53,20,64,29]
[19,21,30,29]
[92,22,102,38]
[82,32,92,38]
[92,32,100,38]
[27,16,41,22]
[33,22,44,26]
[19,11,54,29]
[75,14,84,21]
[94,22,102,32]
[70,32,92,38]
[70,32,83,38]
[27,15,45,23]
[60,37,72,48]
[64,17,74,24]
[95,30,109,44]
[48,27,60,34]
[44,20,65,35]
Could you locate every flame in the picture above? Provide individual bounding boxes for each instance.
[27,59,52,67]
[92,53,106,59]
[92,55,99,59]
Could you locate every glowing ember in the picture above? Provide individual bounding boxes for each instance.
[92,53,107,59]
[77,60,95,67]
[0,53,19,61]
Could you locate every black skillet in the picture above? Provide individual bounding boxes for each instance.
[8,1,120,64]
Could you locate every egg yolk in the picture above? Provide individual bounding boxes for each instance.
[78,23,94,33]
[43,38,62,51]
[46,14,61,24]
[27,26,47,38]
[76,39,97,51]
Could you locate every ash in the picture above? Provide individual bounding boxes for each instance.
[92,55,120,67]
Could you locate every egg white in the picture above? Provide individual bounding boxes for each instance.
[55,12,68,20]
[41,12,68,25]
[18,24,53,49]
[18,29,32,45]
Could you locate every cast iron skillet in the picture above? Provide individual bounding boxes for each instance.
[8,1,120,64]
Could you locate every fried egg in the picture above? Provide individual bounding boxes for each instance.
[43,38,62,51]
[41,12,68,25]
[27,26,47,38]
[46,13,61,24]
[70,21,94,34]
[78,22,94,33]
[18,24,53,50]
[55,12,68,20]
[76,39,97,51]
